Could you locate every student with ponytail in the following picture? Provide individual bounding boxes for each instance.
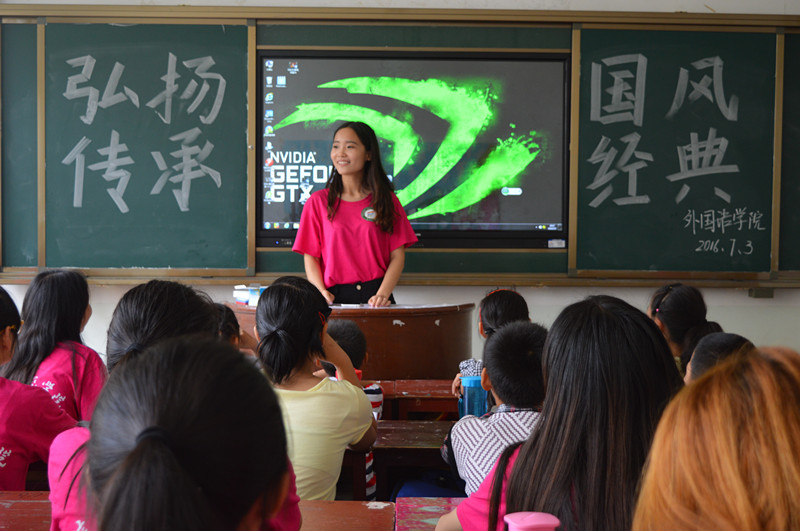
[647,283,723,373]
[49,280,301,531]
[87,336,290,531]
[255,276,376,500]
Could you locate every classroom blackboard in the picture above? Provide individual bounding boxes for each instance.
[44,23,248,269]
[576,29,776,273]
[780,32,800,272]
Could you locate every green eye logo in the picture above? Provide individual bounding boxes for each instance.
[274,76,543,219]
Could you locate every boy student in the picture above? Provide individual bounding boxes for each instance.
[322,319,383,500]
[442,321,547,496]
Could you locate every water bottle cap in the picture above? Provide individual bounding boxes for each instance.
[460,375,482,387]
[504,511,561,530]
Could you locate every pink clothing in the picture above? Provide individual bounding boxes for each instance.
[32,341,108,422]
[292,189,417,288]
[265,460,302,531]
[48,427,90,531]
[456,447,520,531]
[0,377,75,491]
[49,427,302,531]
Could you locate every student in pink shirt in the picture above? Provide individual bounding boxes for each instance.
[2,270,106,422]
[293,121,417,307]
[48,280,301,531]
[0,287,75,491]
[86,336,291,531]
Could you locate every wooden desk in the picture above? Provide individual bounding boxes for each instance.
[230,303,474,380]
[0,491,395,531]
[300,500,394,530]
[395,497,465,531]
[376,380,458,420]
[343,420,453,501]
[0,491,49,531]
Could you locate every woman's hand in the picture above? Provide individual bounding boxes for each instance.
[368,293,391,307]
[321,289,335,305]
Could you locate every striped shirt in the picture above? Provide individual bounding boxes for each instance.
[449,404,540,496]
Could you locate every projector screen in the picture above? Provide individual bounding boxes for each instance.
[257,51,569,249]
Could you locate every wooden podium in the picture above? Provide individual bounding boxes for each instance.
[230,303,475,380]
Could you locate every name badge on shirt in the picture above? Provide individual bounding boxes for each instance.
[362,207,377,222]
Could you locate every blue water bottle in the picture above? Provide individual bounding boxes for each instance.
[458,375,488,418]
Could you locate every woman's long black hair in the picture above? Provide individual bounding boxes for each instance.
[3,270,89,384]
[488,295,683,531]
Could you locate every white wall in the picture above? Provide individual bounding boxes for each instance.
[4,282,799,363]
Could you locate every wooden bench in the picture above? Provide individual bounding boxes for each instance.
[375,380,458,420]
[342,420,454,501]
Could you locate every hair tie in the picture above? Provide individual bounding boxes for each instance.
[135,426,173,450]
[127,342,146,355]
[318,311,327,327]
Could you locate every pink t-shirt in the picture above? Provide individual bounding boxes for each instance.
[455,447,519,531]
[265,459,302,531]
[32,341,108,422]
[48,427,90,531]
[292,189,417,288]
[0,377,75,491]
[49,427,302,531]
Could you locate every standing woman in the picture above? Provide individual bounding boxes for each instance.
[293,121,417,307]
[2,270,106,422]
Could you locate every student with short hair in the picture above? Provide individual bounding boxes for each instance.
[87,336,290,531]
[324,318,383,500]
[447,321,547,495]
[256,276,376,501]
[3,270,106,422]
[634,346,800,530]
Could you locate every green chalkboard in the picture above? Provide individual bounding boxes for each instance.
[2,23,38,267]
[577,29,775,273]
[780,33,800,271]
[45,23,247,269]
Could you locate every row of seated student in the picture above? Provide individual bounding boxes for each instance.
[2,272,800,530]
[435,285,800,530]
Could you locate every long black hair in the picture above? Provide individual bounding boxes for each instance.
[649,283,722,371]
[255,276,330,384]
[3,270,89,384]
[488,295,683,531]
[105,280,217,373]
[87,336,287,531]
[326,121,396,233]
